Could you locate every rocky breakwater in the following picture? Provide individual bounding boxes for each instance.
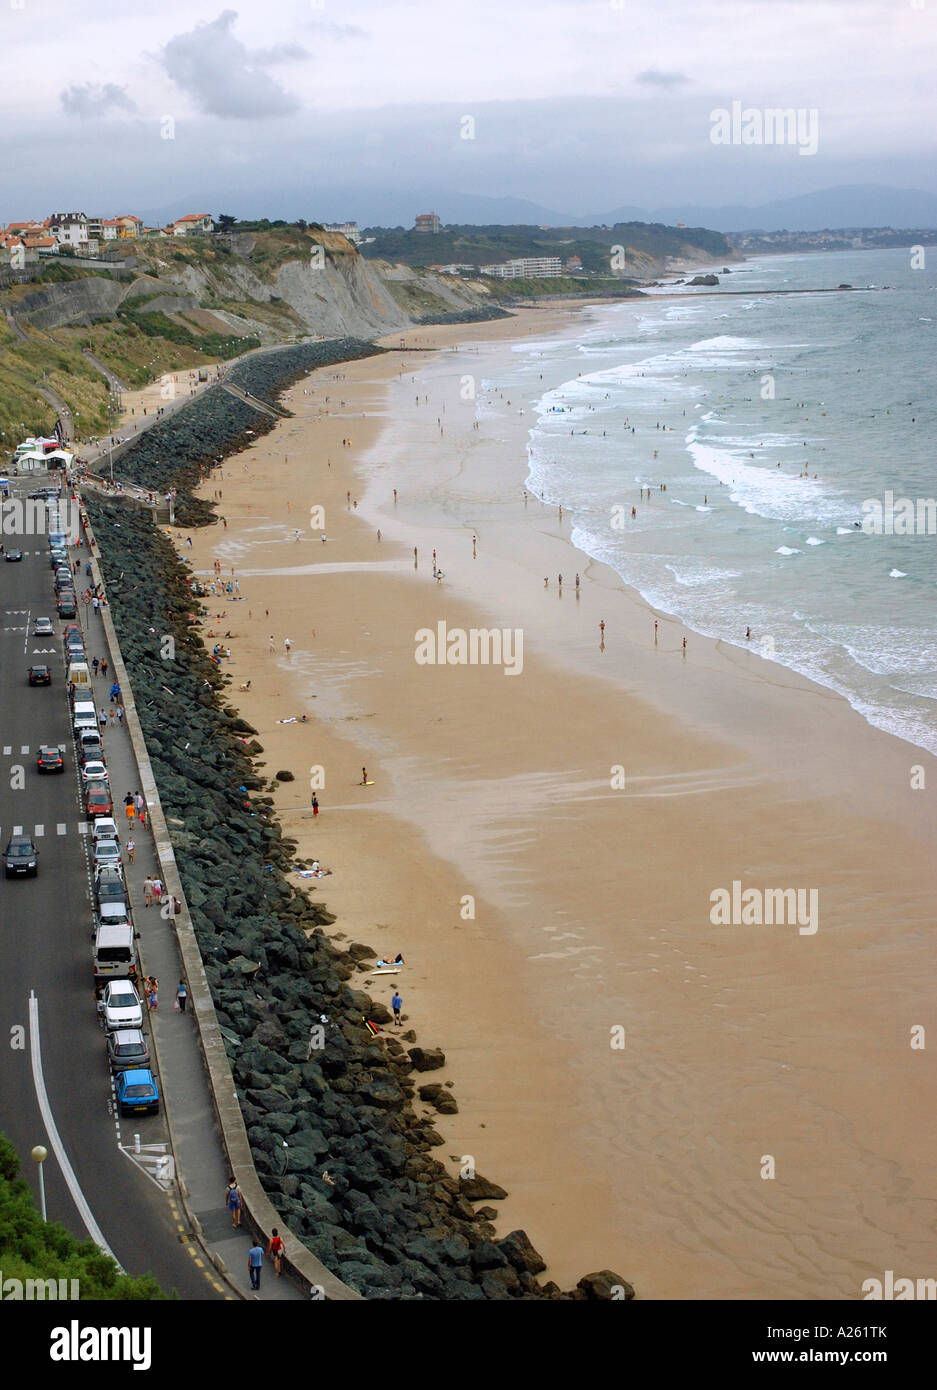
[85,356,632,1302]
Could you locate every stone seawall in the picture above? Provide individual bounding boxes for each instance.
[85,342,631,1301]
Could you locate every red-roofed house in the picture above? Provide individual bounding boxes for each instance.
[171,213,214,236]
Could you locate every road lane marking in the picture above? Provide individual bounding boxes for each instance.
[57,823,67,835]
[13,825,22,835]
[34,825,44,837]
[2,746,10,756]
[20,745,29,755]
[28,991,121,1266]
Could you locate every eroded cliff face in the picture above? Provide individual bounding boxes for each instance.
[7,245,498,341]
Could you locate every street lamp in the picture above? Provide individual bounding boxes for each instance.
[31,1145,48,1221]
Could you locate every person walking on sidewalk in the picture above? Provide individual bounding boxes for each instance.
[267,1229,285,1277]
[226,1178,242,1229]
[247,1243,263,1291]
[134,791,145,818]
[126,837,135,865]
[143,876,154,907]
[152,876,163,907]
[176,979,187,1013]
[100,658,108,677]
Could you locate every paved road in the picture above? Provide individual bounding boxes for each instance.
[0,486,224,1299]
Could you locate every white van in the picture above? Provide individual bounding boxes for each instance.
[92,921,137,981]
[67,661,91,690]
[72,700,97,733]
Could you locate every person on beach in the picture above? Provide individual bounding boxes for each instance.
[267,1229,285,1276]
[391,992,403,1026]
[284,638,292,658]
[599,620,605,637]
[226,1178,242,1229]
[177,979,187,1013]
[312,794,319,817]
[361,767,368,785]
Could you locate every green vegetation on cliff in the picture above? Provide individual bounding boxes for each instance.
[0,1133,168,1298]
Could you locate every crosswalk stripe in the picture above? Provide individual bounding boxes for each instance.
[2,746,10,756]
[78,822,89,835]
[13,825,22,835]
[57,823,67,836]
[34,825,44,837]
[20,745,29,755]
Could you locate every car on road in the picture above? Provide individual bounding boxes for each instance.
[57,595,77,617]
[95,866,126,908]
[4,549,23,562]
[3,834,39,878]
[36,745,64,774]
[92,839,122,873]
[80,759,109,784]
[91,817,119,845]
[115,1068,160,1115]
[85,782,113,817]
[28,486,60,501]
[100,980,143,1030]
[32,617,54,636]
[78,732,104,763]
[106,1029,150,1073]
[28,665,51,686]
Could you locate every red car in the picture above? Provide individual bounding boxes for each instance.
[85,782,113,817]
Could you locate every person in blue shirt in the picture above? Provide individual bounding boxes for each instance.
[248,1244,263,1290]
[391,993,403,1027]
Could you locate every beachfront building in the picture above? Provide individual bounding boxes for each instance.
[322,221,361,245]
[171,213,214,236]
[414,212,441,234]
[430,263,477,275]
[24,234,58,257]
[479,257,563,278]
[49,211,89,249]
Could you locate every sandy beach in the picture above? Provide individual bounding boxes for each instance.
[177,303,937,1300]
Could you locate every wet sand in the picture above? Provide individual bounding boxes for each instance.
[178,304,937,1299]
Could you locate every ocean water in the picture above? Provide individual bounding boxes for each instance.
[502,249,937,753]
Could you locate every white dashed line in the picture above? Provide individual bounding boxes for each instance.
[34,825,44,838]
[57,823,67,836]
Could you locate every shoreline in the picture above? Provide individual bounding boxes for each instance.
[180,304,937,1298]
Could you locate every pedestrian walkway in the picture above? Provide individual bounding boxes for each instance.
[78,604,303,1302]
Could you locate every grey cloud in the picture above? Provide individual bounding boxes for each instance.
[161,9,304,120]
[305,21,369,41]
[636,68,689,88]
[60,83,137,119]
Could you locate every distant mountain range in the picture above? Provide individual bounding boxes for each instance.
[139,183,937,236]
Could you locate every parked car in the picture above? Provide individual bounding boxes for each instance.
[3,834,39,877]
[78,732,104,763]
[49,549,68,570]
[32,617,54,637]
[80,759,109,784]
[57,595,77,618]
[100,980,143,1030]
[65,635,85,659]
[4,549,23,562]
[106,1029,150,1073]
[115,1068,159,1115]
[28,665,51,686]
[92,839,122,873]
[91,817,120,845]
[36,744,64,774]
[95,866,126,908]
[85,782,113,817]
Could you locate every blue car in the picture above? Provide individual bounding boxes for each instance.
[115,1068,160,1115]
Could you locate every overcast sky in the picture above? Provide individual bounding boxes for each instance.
[1,0,934,225]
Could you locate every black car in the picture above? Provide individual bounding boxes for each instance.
[36,744,64,774]
[4,549,23,562]
[28,665,51,686]
[57,595,77,618]
[3,834,39,877]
